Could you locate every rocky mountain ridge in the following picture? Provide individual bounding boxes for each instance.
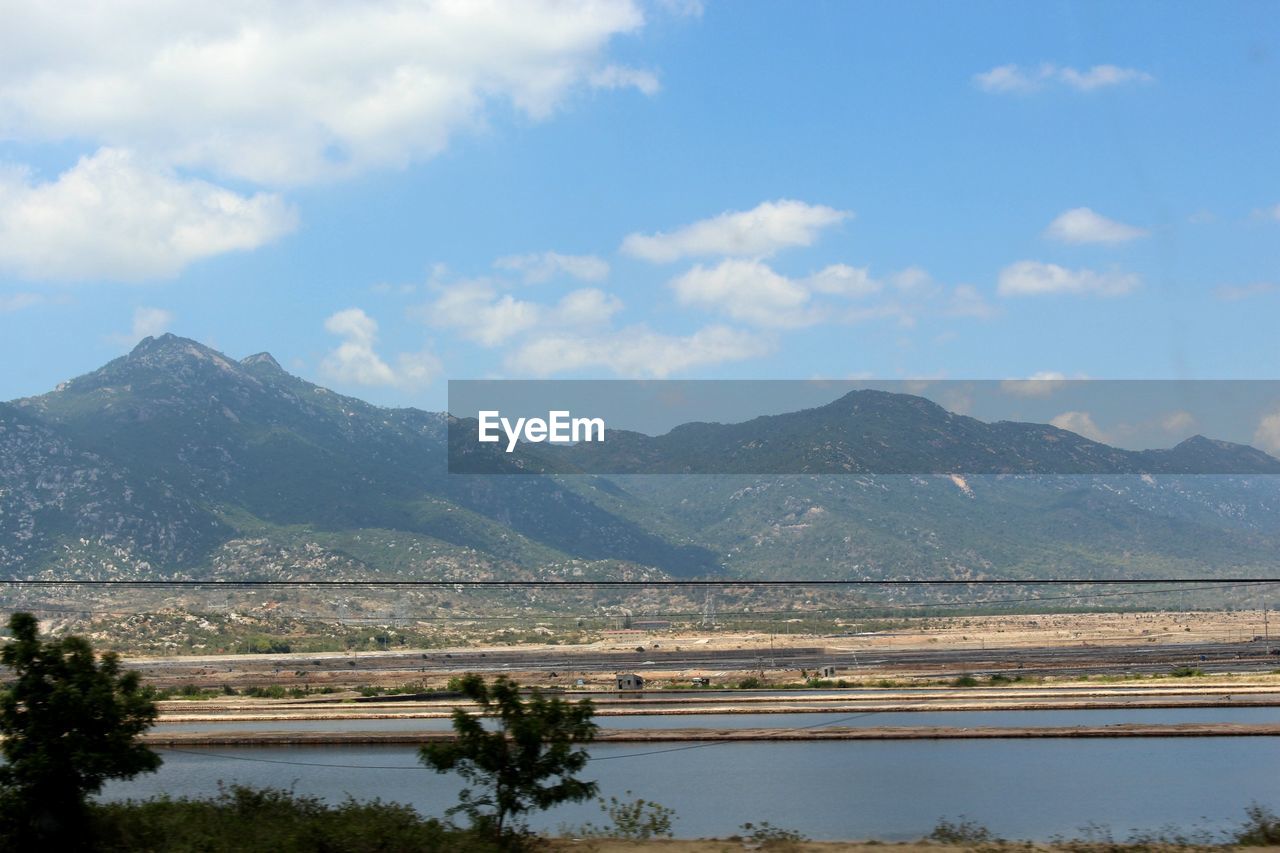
[4,334,1279,587]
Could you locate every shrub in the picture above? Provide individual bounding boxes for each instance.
[566,792,675,840]
[929,816,998,846]
[88,785,498,852]
[738,821,808,851]
[1236,803,1280,846]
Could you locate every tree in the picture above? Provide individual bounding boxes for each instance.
[0,612,161,847]
[420,674,598,845]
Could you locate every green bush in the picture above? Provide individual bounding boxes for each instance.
[737,821,808,851]
[565,791,675,840]
[242,685,288,699]
[1236,803,1280,846]
[929,816,1002,847]
[88,785,500,852]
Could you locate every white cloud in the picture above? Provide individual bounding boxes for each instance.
[320,307,439,388]
[420,280,620,346]
[843,303,917,326]
[1058,65,1156,91]
[1255,411,1280,455]
[997,260,1140,297]
[589,65,660,96]
[493,251,610,284]
[890,266,938,296]
[425,281,542,346]
[621,199,849,263]
[1161,411,1196,434]
[417,264,768,377]
[1252,204,1280,222]
[1050,410,1108,443]
[0,149,295,281]
[1215,282,1277,302]
[0,292,42,313]
[554,288,623,326]
[132,306,173,340]
[1001,372,1070,397]
[670,257,997,330]
[974,63,1154,94]
[395,349,445,387]
[670,259,818,328]
[508,324,771,378]
[0,1,650,187]
[669,259,894,328]
[973,64,1049,94]
[807,264,882,297]
[108,305,174,346]
[947,284,997,318]
[1044,207,1148,244]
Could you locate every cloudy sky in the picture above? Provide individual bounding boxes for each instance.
[1,1,1277,415]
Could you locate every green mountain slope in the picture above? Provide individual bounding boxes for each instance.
[5,335,1280,585]
[6,335,714,578]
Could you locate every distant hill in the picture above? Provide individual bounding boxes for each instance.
[4,335,1280,587]
[5,335,715,580]
[461,389,1280,475]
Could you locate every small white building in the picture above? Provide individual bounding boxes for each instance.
[616,673,645,690]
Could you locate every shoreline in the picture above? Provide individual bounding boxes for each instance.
[154,697,1280,724]
[145,722,1280,745]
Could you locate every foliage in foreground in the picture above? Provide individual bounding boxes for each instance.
[420,673,599,846]
[561,791,676,840]
[0,611,161,848]
[3,785,1279,852]
[89,785,501,853]
[734,821,810,851]
[928,805,1280,850]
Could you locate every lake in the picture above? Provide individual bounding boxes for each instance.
[103,734,1280,841]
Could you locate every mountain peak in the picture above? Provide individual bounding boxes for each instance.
[241,352,284,373]
[33,333,252,399]
[127,333,233,365]
[129,332,185,354]
[1158,433,1280,473]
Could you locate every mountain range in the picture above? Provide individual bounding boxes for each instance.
[4,334,1280,588]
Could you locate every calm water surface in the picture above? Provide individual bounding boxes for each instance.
[103,737,1280,840]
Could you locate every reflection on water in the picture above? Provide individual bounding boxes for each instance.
[104,737,1280,840]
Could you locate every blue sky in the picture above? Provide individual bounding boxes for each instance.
[1,1,1277,433]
